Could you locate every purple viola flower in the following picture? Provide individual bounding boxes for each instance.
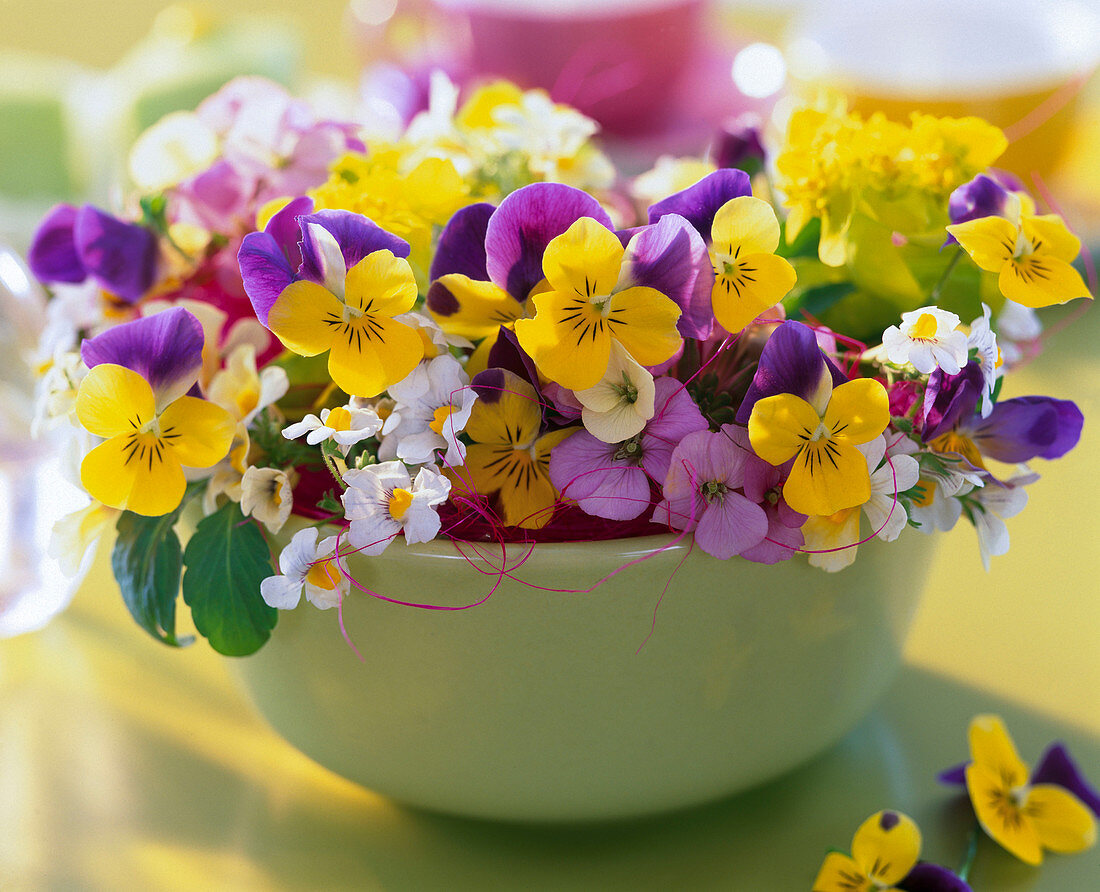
[720,424,805,564]
[919,363,986,442]
[81,307,205,408]
[427,182,713,341]
[646,168,752,244]
[237,199,410,326]
[734,321,848,425]
[711,113,766,177]
[549,378,707,521]
[28,204,158,303]
[945,171,1030,246]
[939,741,1100,818]
[896,863,974,892]
[426,183,612,322]
[921,362,1083,463]
[653,428,769,558]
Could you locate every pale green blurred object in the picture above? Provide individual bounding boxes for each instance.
[234,526,934,821]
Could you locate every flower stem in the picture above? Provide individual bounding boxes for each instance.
[930,247,964,304]
[957,819,981,882]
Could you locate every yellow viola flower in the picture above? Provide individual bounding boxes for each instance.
[964,715,1096,865]
[946,213,1092,308]
[459,370,575,529]
[748,378,889,517]
[812,811,922,892]
[709,196,797,334]
[267,248,424,398]
[514,217,682,391]
[76,364,235,517]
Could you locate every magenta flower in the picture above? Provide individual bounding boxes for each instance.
[653,429,768,559]
[548,378,707,521]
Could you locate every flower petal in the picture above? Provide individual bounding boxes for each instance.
[467,369,542,447]
[647,168,752,243]
[967,764,1043,864]
[825,379,890,445]
[158,396,235,469]
[967,396,1083,463]
[605,286,683,368]
[267,280,345,356]
[735,321,847,425]
[969,715,1030,786]
[946,216,1016,273]
[712,251,796,335]
[542,216,624,296]
[485,182,613,300]
[80,307,205,408]
[1025,784,1098,854]
[1023,214,1081,263]
[785,440,870,517]
[851,810,921,886]
[344,250,418,316]
[76,364,156,438]
[514,290,613,391]
[73,205,158,303]
[239,230,298,327]
[693,491,767,559]
[1032,744,1100,816]
[623,213,714,340]
[27,203,84,284]
[896,862,973,892]
[711,195,781,256]
[80,435,186,517]
[426,275,523,340]
[327,314,424,397]
[298,209,410,284]
[810,852,873,892]
[747,393,821,466]
[998,255,1091,308]
[430,201,495,281]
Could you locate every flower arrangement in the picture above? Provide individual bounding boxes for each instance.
[28,75,1090,656]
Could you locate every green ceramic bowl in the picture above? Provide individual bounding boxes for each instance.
[232,526,934,822]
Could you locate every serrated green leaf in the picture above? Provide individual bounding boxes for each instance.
[182,501,277,656]
[112,510,192,647]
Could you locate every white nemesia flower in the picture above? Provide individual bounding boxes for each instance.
[804,434,920,572]
[881,306,969,375]
[968,468,1035,571]
[908,458,985,534]
[575,341,656,443]
[282,405,384,454]
[239,466,294,533]
[966,303,1001,417]
[996,299,1043,366]
[261,527,347,610]
[394,310,474,357]
[128,111,220,191]
[48,501,119,577]
[384,354,477,467]
[32,349,86,437]
[342,462,451,555]
[207,343,289,425]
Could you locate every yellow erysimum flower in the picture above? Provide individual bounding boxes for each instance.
[812,810,922,892]
[946,213,1092,308]
[311,150,469,277]
[709,196,797,333]
[514,217,682,391]
[76,364,235,516]
[456,370,575,530]
[456,80,525,130]
[268,249,424,398]
[964,715,1096,865]
[748,378,889,516]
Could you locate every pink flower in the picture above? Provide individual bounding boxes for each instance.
[548,378,706,521]
[653,429,768,559]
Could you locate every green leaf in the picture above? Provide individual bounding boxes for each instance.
[788,281,857,321]
[182,501,278,656]
[112,509,192,647]
[778,215,821,259]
